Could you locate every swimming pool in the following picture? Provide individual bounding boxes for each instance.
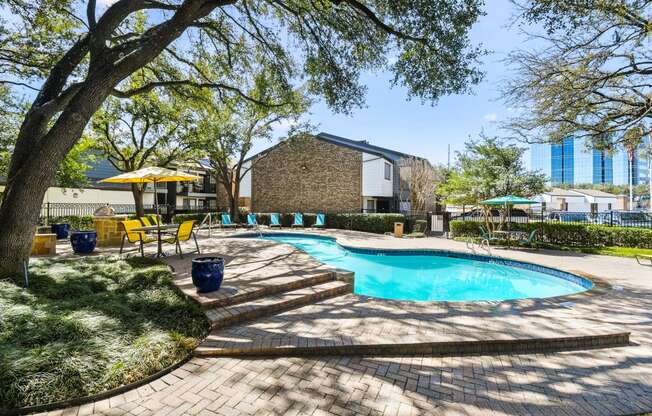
[252,233,592,302]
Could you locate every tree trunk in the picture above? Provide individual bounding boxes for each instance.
[230,180,241,222]
[131,184,145,217]
[0,149,59,277]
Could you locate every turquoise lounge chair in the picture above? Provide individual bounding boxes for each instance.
[292,212,304,228]
[246,213,258,227]
[269,213,282,228]
[517,229,538,248]
[220,213,238,228]
[313,213,325,228]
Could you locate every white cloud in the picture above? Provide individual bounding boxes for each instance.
[483,113,498,122]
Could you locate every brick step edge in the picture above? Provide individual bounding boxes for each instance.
[195,332,630,358]
[209,282,352,329]
[199,271,336,310]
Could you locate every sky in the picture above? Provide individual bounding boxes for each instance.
[258,0,531,166]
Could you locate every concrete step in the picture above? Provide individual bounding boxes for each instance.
[198,270,336,310]
[195,332,631,358]
[205,280,352,330]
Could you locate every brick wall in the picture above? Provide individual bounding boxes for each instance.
[251,136,362,213]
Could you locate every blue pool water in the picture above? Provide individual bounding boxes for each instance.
[260,234,591,302]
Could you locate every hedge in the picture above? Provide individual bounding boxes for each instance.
[450,220,652,249]
[172,212,407,234]
[47,215,94,231]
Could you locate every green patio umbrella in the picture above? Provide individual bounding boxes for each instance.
[480,195,537,230]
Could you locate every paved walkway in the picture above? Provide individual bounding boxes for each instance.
[37,229,652,415]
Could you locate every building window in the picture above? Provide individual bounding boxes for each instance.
[607,203,612,210]
[590,203,598,214]
[384,162,391,180]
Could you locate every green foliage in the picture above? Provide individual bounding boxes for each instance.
[440,136,547,205]
[173,212,407,233]
[326,213,406,234]
[171,213,210,225]
[47,215,94,231]
[0,87,93,188]
[91,84,199,173]
[450,220,652,249]
[0,256,209,409]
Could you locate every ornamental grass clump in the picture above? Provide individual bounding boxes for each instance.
[0,256,209,410]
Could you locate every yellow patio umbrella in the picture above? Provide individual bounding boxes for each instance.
[99,167,200,254]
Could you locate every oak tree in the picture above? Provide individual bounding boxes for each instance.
[0,0,484,276]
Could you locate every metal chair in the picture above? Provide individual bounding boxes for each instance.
[119,220,157,257]
[161,220,200,258]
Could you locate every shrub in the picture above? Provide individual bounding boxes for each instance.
[449,220,652,249]
[47,215,94,231]
[326,213,405,234]
[172,213,211,224]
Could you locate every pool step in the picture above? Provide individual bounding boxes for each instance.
[205,280,352,330]
[198,270,336,310]
[196,332,631,358]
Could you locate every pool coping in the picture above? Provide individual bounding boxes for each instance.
[227,230,612,307]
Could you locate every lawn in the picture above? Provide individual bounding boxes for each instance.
[0,256,209,410]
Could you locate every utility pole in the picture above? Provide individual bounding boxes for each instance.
[447,144,451,169]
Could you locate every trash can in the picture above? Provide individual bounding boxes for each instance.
[394,222,404,238]
[191,257,225,293]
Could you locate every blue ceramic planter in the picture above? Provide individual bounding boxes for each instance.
[70,231,97,254]
[191,257,224,293]
[51,223,70,239]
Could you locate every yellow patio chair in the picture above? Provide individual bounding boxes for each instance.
[149,215,160,225]
[162,220,200,258]
[139,216,153,227]
[119,220,157,257]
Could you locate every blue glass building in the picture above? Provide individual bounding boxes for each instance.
[531,137,648,186]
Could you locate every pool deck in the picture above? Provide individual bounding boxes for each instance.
[37,228,652,415]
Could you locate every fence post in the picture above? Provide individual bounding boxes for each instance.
[610,211,613,227]
[46,202,50,225]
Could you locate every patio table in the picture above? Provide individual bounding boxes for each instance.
[133,224,179,257]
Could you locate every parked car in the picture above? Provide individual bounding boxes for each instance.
[547,212,594,223]
[595,211,652,227]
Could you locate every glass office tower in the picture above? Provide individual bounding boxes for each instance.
[531,136,648,185]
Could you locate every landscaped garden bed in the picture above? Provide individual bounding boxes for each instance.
[0,256,209,410]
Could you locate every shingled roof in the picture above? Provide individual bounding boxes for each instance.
[245,131,421,162]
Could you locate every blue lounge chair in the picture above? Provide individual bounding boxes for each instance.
[313,213,325,228]
[221,213,238,228]
[269,213,282,228]
[292,212,304,228]
[246,213,258,227]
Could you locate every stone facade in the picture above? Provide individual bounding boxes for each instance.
[93,215,128,247]
[31,234,57,255]
[252,136,362,213]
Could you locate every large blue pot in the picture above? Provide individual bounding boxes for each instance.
[51,223,70,239]
[70,231,97,254]
[191,257,224,293]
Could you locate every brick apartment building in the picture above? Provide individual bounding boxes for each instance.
[240,132,429,214]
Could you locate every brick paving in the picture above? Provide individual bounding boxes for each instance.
[41,229,652,415]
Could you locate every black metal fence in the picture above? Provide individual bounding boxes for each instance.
[40,202,214,223]
[453,209,652,229]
